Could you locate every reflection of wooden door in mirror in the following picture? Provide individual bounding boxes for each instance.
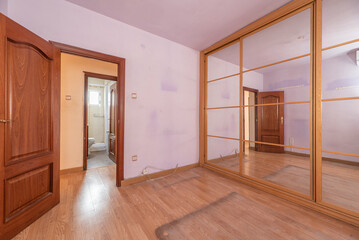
[109,83,117,163]
[0,15,60,240]
[257,91,284,153]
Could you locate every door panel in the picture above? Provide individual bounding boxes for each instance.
[5,40,52,164]
[109,83,117,163]
[5,164,52,222]
[257,91,284,153]
[0,15,60,240]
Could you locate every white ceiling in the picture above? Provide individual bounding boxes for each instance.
[65,0,292,50]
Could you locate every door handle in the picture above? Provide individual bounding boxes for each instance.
[281,117,284,125]
[0,119,10,123]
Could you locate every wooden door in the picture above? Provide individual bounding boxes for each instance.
[108,83,117,163]
[0,15,60,240]
[257,91,284,153]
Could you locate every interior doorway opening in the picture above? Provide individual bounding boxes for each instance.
[243,87,258,153]
[52,42,125,187]
[84,73,118,170]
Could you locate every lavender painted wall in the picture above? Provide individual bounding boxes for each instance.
[0,0,7,15]
[6,0,199,178]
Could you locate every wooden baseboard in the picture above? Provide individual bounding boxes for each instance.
[202,163,359,227]
[60,167,83,175]
[208,153,239,163]
[121,163,199,187]
[284,150,359,167]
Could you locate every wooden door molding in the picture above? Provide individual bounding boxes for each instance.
[0,14,60,240]
[51,41,125,187]
[108,83,117,162]
[84,72,118,169]
[257,91,284,153]
[243,87,259,152]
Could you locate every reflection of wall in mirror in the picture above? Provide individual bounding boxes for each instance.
[208,50,359,163]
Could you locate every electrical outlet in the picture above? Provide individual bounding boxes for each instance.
[132,155,138,161]
[142,168,149,175]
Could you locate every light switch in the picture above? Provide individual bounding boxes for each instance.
[131,93,137,99]
[65,95,71,100]
[132,155,138,161]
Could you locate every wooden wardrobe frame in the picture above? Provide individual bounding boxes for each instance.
[199,0,359,226]
[51,42,126,187]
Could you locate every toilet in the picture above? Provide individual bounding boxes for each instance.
[88,138,95,155]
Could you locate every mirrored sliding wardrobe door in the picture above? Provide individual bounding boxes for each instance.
[242,7,312,197]
[321,0,359,214]
[206,42,240,173]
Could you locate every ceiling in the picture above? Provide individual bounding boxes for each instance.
[65,0,292,50]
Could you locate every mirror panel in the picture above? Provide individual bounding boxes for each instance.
[243,56,311,103]
[207,76,240,108]
[323,0,359,48]
[207,137,240,172]
[322,152,359,213]
[207,42,240,81]
[243,8,310,70]
[322,100,359,157]
[243,103,310,149]
[207,108,239,139]
[243,145,310,196]
[322,41,359,100]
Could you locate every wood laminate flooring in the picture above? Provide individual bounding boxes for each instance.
[13,165,359,239]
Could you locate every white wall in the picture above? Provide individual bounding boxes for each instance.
[7,0,199,178]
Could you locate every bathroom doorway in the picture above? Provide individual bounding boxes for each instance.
[83,72,118,170]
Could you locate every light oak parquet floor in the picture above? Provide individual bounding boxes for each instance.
[13,165,359,240]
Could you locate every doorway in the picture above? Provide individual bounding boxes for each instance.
[243,87,258,152]
[243,89,284,153]
[52,41,125,187]
[84,72,118,170]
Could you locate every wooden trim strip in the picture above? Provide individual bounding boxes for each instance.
[242,53,310,74]
[243,101,310,108]
[207,73,240,83]
[202,0,314,54]
[202,163,359,226]
[60,167,83,175]
[322,150,359,158]
[207,106,240,110]
[206,101,310,110]
[322,38,359,51]
[322,97,359,102]
[207,135,240,141]
[50,41,125,63]
[318,201,359,219]
[322,156,359,167]
[239,39,244,174]
[243,140,310,151]
[121,163,199,187]
[206,162,240,174]
[83,71,117,81]
[199,52,205,166]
